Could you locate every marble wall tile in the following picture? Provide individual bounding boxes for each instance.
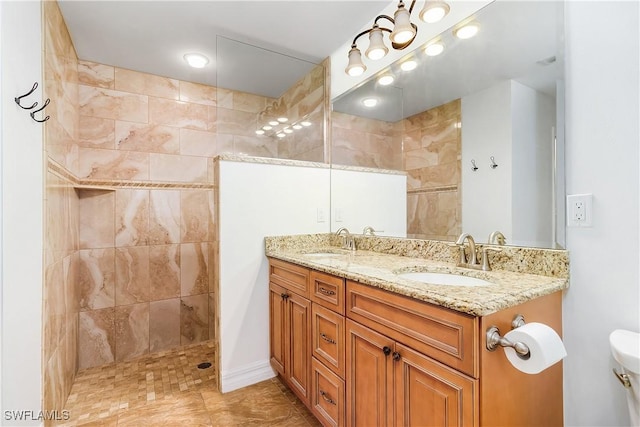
[208,190,216,242]
[181,191,210,243]
[208,243,217,293]
[216,108,257,137]
[180,81,216,106]
[64,252,81,321]
[180,295,209,345]
[79,248,115,310]
[207,106,218,133]
[231,91,268,113]
[208,293,216,341]
[79,190,115,249]
[115,303,150,362]
[115,121,180,154]
[406,162,459,190]
[79,116,115,149]
[43,1,76,59]
[149,298,181,352]
[115,68,179,100]
[149,153,208,183]
[79,308,116,369]
[180,243,209,296]
[149,190,181,245]
[78,60,115,89]
[179,128,217,157]
[78,147,150,180]
[79,85,149,123]
[44,260,65,365]
[115,246,150,305]
[216,88,234,109]
[45,173,68,265]
[407,191,460,240]
[149,97,208,130]
[149,244,181,300]
[233,135,278,158]
[116,189,149,247]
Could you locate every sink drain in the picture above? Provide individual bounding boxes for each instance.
[197,362,212,369]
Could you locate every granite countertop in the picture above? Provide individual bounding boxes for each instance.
[265,245,569,317]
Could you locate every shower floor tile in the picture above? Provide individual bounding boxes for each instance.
[59,341,319,426]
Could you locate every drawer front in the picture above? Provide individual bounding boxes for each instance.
[346,280,478,378]
[269,258,309,297]
[310,270,345,315]
[311,357,345,427]
[312,303,345,379]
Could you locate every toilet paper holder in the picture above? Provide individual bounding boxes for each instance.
[486,314,531,359]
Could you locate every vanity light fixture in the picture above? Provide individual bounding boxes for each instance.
[362,97,378,107]
[400,59,418,71]
[454,21,480,39]
[183,53,209,69]
[424,39,445,56]
[378,74,395,86]
[345,0,450,76]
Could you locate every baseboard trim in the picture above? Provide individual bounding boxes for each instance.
[220,360,276,393]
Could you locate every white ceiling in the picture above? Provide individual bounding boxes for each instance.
[58,0,389,98]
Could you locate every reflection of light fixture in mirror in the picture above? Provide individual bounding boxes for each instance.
[283,128,293,134]
[183,53,209,69]
[292,124,303,130]
[454,21,480,39]
[268,120,279,126]
[346,1,450,75]
[362,98,378,108]
[400,59,418,71]
[424,39,445,56]
[262,125,273,130]
[419,1,450,23]
[378,75,395,85]
[301,120,312,127]
[276,133,286,138]
[277,117,288,123]
[255,129,265,135]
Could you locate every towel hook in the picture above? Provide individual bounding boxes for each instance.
[471,159,478,171]
[15,82,39,110]
[490,156,499,169]
[29,98,50,123]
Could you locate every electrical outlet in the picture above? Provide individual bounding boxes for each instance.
[567,194,593,227]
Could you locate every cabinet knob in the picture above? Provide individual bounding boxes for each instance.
[382,346,391,356]
[392,351,401,361]
[320,390,336,405]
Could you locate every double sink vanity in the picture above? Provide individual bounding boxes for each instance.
[265,233,569,426]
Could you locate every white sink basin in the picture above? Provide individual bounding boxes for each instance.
[397,272,491,287]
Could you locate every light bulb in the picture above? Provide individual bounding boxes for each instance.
[255,129,265,135]
[378,75,394,86]
[276,133,286,138]
[365,26,388,61]
[268,120,279,126]
[301,121,312,127]
[292,124,302,130]
[419,2,450,24]
[183,53,209,69]
[424,41,445,57]
[277,117,288,123]
[390,3,415,45]
[263,125,272,131]
[362,98,378,108]
[345,46,366,76]
[400,60,417,71]
[454,22,480,39]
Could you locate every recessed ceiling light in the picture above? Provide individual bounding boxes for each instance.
[400,60,417,71]
[362,98,378,108]
[301,121,312,127]
[183,53,209,69]
[292,124,303,130]
[420,2,450,24]
[277,117,289,123]
[424,41,445,57]
[454,22,480,39]
[255,129,265,135]
[378,75,395,86]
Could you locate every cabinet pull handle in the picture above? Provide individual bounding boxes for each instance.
[392,351,401,361]
[320,333,336,344]
[318,287,336,296]
[320,390,336,405]
[280,293,289,300]
[382,346,392,356]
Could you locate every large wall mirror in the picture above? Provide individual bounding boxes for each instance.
[330,0,565,249]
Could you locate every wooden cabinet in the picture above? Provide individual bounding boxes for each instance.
[312,304,345,378]
[311,357,345,427]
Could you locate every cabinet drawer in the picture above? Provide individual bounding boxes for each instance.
[346,280,478,378]
[310,270,345,314]
[312,303,345,379]
[311,357,345,427]
[269,258,309,297]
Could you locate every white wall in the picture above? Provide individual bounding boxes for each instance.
[0,1,44,424]
[563,2,640,426]
[218,160,330,392]
[330,169,407,237]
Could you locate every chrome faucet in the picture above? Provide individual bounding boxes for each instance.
[362,226,376,236]
[335,227,356,251]
[453,232,502,271]
[488,231,506,245]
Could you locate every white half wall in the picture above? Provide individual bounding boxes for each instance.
[218,160,330,392]
[563,2,640,426]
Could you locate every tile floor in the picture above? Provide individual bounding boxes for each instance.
[59,341,320,426]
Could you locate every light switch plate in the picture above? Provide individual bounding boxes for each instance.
[567,193,593,227]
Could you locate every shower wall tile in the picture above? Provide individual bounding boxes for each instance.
[180,243,209,296]
[216,108,257,137]
[44,260,65,365]
[79,308,116,369]
[149,298,181,352]
[115,303,150,362]
[115,246,150,305]
[208,293,216,341]
[180,81,217,106]
[79,248,115,310]
[233,135,278,158]
[181,191,210,243]
[79,190,115,249]
[180,294,209,345]
[149,153,208,183]
[230,91,268,113]
[79,116,115,149]
[149,244,181,301]
[149,190,181,245]
[115,68,179,100]
[179,128,218,157]
[149,97,208,130]
[78,147,149,181]
[79,85,149,123]
[78,60,115,89]
[115,122,180,154]
[115,189,149,247]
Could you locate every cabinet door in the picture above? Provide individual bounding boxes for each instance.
[346,319,394,427]
[394,343,478,427]
[286,292,312,405]
[269,282,287,375]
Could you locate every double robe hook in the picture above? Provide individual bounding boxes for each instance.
[14,82,50,122]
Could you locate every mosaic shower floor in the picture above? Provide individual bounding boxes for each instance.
[59,341,320,426]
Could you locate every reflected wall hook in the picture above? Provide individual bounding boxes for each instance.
[30,98,50,123]
[490,156,498,169]
[471,159,478,171]
[15,82,39,110]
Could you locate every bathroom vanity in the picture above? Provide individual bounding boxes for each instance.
[266,234,568,427]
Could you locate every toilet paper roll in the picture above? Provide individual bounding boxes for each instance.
[503,322,567,374]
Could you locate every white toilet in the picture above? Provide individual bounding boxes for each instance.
[610,329,640,426]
